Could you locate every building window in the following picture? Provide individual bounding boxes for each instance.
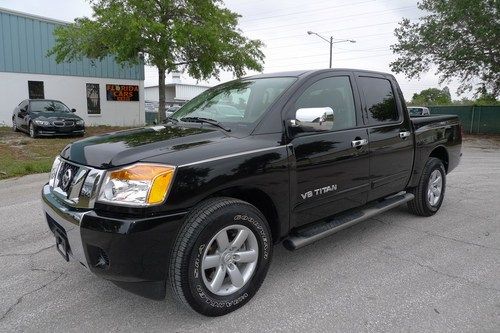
[86,83,101,114]
[28,81,44,99]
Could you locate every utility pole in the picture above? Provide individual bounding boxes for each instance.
[307,31,356,68]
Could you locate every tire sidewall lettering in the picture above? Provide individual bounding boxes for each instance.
[189,211,270,309]
[234,214,269,260]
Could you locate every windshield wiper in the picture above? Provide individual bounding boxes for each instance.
[180,117,231,132]
[163,116,179,124]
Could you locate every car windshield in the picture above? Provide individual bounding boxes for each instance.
[30,100,70,113]
[171,77,296,129]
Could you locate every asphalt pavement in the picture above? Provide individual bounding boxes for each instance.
[1,140,499,332]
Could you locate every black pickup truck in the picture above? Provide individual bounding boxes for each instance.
[41,69,462,316]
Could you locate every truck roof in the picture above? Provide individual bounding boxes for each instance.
[246,68,394,79]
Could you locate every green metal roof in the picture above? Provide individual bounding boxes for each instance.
[0,7,144,80]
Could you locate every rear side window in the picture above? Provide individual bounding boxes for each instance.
[358,77,399,124]
[295,76,356,131]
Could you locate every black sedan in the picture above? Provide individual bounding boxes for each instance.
[12,99,85,138]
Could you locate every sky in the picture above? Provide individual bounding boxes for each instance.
[0,0,469,101]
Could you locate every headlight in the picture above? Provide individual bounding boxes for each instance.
[76,120,85,126]
[34,120,51,126]
[48,156,62,187]
[98,163,175,206]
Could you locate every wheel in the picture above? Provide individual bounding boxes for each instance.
[12,119,18,132]
[407,157,446,216]
[169,197,273,316]
[29,122,37,138]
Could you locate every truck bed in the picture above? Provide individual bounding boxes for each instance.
[411,114,460,131]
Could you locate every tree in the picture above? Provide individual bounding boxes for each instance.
[49,0,265,122]
[474,88,500,105]
[410,87,452,105]
[390,0,500,97]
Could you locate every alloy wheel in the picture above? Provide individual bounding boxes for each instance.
[427,169,443,206]
[201,225,259,296]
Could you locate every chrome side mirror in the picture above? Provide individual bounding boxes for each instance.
[290,107,334,132]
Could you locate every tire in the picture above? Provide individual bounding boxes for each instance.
[29,122,37,138]
[12,119,18,132]
[407,157,446,216]
[169,197,273,316]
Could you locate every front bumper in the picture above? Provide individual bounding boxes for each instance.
[35,125,85,136]
[42,184,186,298]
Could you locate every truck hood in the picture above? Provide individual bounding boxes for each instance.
[60,125,227,168]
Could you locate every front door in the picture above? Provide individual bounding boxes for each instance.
[287,74,371,227]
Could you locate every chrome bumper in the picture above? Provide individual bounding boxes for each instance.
[42,184,89,268]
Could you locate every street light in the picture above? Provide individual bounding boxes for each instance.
[307,31,356,68]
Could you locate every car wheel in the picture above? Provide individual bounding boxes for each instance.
[169,197,272,316]
[29,122,37,138]
[407,157,446,216]
[12,119,18,132]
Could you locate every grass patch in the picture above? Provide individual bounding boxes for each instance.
[0,126,133,180]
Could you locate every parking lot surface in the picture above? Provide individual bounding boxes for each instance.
[1,139,499,332]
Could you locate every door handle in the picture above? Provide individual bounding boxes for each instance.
[351,139,368,148]
[399,131,411,139]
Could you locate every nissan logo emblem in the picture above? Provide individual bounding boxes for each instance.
[61,168,73,190]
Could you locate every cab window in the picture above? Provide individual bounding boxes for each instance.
[295,76,356,132]
[358,77,399,124]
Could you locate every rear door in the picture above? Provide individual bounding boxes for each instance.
[287,72,371,227]
[356,74,414,201]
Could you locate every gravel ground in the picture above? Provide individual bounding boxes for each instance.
[0,141,499,332]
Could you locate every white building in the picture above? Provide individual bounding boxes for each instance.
[0,7,145,127]
[144,73,210,111]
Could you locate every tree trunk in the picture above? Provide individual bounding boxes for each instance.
[158,67,166,123]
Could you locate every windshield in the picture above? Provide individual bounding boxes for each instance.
[172,77,296,128]
[30,100,70,113]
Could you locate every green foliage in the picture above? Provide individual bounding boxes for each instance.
[473,89,500,105]
[50,0,264,78]
[390,0,500,97]
[49,0,265,121]
[410,87,452,105]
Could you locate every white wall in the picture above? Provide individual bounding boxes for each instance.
[144,84,208,103]
[175,84,208,101]
[144,86,175,102]
[144,86,159,102]
[0,72,145,127]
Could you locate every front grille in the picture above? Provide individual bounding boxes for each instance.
[56,162,79,192]
[52,159,105,209]
[53,120,75,127]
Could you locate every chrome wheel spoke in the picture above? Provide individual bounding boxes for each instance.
[216,230,230,251]
[202,254,220,269]
[201,224,259,296]
[210,265,226,292]
[231,229,249,249]
[427,170,443,206]
[234,250,257,263]
[227,264,244,288]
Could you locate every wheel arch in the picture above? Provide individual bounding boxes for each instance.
[429,145,449,173]
[209,186,282,244]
